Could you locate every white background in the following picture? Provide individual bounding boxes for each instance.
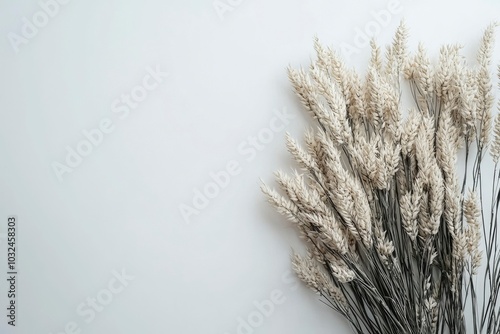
[0,0,500,333]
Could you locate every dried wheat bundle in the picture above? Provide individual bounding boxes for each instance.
[262,22,500,334]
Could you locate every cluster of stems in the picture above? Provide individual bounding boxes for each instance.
[262,22,500,334]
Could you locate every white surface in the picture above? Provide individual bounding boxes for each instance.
[0,0,499,333]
